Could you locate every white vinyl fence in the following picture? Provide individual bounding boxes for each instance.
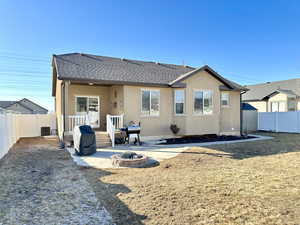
[258,111,300,133]
[0,112,56,159]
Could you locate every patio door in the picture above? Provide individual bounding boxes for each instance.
[75,96,100,128]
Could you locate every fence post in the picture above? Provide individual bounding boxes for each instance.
[298,111,300,133]
[257,112,260,130]
[275,112,279,132]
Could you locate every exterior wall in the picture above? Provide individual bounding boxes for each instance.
[247,101,267,112]
[123,70,241,136]
[109,85,124,115]
[68,84,110,131]
[6,103,32,114]
[55,79,63,139]
[183,71,223,135]
[123,85,173,136]
[220,91,241,135]
[268,93,287,112]
[55,70,242,137]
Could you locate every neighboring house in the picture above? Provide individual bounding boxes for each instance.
[243,78,300,112]
[52,53,247,140]
[0,98,48,114]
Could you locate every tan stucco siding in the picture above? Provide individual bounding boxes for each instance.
[109,85,124,115]
[247,101,267,112]
[68,84,110,131]
[123,70,241,136]
[183,71,223,135]
[55,79,63,139]
[220,91,241,135]
[123,85,173,136]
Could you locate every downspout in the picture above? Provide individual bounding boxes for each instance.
[62,82,66,140]
[240,93,243,136]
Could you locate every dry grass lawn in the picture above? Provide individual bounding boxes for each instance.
[83,132,300,225]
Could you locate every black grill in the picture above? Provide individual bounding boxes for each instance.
[121,123,141,145]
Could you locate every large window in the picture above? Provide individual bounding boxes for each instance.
[141,89,160,116]
[174,90,185,115]
[221,92,229,107]
[194,90,213,115]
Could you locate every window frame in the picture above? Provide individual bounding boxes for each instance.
[193,89,213,115]
[140,89,160,117]
[174,89,185,116]
[221,92,230,107]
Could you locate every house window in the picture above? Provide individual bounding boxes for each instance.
[271,101,285,112]
[221,92,229,107]
[194,90,213,115]
[288,98,296,111]
[76,97,88,112]
[141,89,160,116]
[174,90,185,115]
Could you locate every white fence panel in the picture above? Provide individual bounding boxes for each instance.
[17,114,56,138]
[0,113,56,160]
[277,111,299,133]
[258,112,277,131]
[258,111,300,133]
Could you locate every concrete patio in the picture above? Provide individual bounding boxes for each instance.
[66,134,273,169]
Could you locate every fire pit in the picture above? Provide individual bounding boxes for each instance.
[111,151,148,167]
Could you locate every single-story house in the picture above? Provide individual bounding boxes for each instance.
[242,78,300,112]
[52,53,247,142]
[0,98,48,114]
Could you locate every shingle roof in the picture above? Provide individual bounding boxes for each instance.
[0,101,17,108]
[0,99,48,113]
[54,53,194,86]
[243,78,300,101]
[53,53,246,91]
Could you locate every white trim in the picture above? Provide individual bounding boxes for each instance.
[75,95,100,128]
[140,89,160,117]
[193,89,213,116]
[174,89,186,116]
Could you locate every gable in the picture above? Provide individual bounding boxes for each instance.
[268,92,288,102]
[183,70,223,88]
[169,65,247,91]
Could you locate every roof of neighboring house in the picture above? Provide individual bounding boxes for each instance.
[243,78,300,101]
[52,53,247,95]
[242,103,257,111]
[0,101,17,108]
[0,98,48,113]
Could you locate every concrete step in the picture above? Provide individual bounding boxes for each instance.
[96,142,112,147]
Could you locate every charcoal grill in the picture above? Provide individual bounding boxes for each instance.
[121,122,141,145]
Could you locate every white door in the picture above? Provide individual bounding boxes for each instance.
[76,96,100,128]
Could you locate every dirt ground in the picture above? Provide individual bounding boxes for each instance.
[83,132,300,225]
[0,137,113,225]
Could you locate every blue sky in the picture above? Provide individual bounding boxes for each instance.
[0,0,300,111]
